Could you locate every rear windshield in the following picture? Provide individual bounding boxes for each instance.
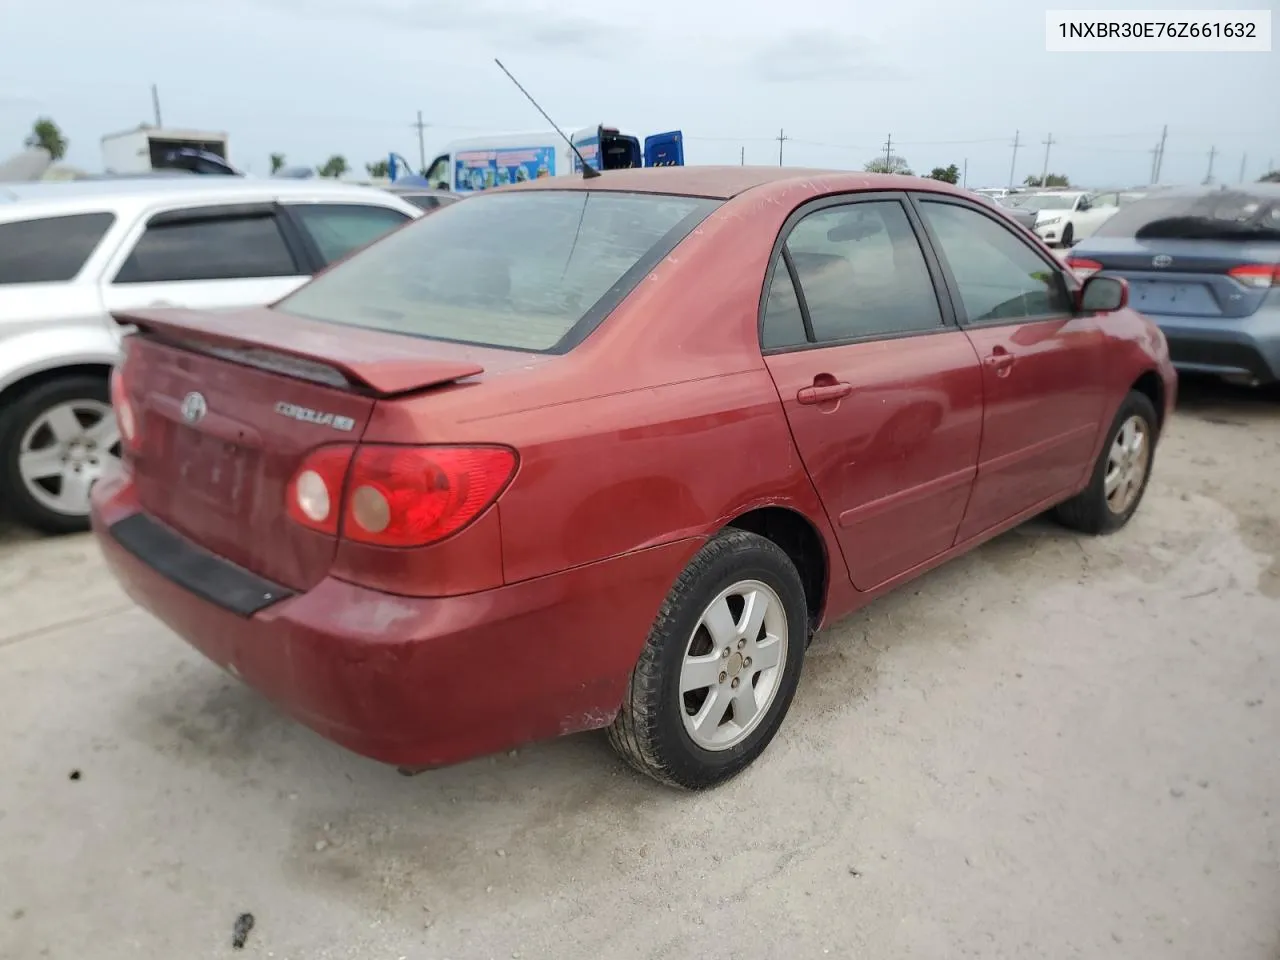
[1094,188,1280,241]
[278,190,719,352]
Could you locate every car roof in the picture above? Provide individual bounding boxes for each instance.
[0,177,411,220]
[502,165,974,201]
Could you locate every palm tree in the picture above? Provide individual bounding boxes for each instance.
[270,153,286,174]
[317,155,348,179]
[25,117,67,161]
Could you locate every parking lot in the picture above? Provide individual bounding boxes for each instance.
[1,376,1278,960]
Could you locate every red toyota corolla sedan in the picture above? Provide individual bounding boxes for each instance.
[91,167,1176,790]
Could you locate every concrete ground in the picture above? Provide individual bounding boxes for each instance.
[1,378,1277,960]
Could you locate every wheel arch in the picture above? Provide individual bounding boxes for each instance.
[723,505,829,633]
[0,362,115,412]
[1130,369,1166,431]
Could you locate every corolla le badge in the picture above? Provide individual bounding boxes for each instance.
[180,391,207,424]
[275,401,356,432]
[1152,254,1173,268]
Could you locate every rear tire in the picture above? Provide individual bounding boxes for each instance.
[608,529,808,790]
[0,374,118,535]
[1054,390,1158,536]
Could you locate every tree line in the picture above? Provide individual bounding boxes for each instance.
[17,117,1280,185]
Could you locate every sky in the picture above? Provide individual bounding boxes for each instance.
[1,0,1277,188]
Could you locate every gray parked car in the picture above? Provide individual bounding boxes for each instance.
[1068,184,1280,386]
[385,185,460,212]
[974,191,1038,232]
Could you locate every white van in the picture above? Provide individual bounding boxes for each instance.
[420,125,684,194]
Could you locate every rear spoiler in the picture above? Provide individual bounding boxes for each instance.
[113,307,484,397]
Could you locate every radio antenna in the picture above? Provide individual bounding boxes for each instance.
[493,58,601,179]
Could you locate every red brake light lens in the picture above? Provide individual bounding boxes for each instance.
[109,365,138,452]
[343,445,517,547]
[1066,257,1102,280]
[1227,264,1279,289]
[285,445,355,535]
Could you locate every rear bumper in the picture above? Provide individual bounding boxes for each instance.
[1146,307,1280,384]
[90,470,695,768]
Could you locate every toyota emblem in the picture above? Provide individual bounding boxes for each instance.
[180,391,208,424]
[1152,254,1173,268]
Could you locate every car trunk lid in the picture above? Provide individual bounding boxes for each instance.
[1073,237,1278,319]
[115,306,495,592]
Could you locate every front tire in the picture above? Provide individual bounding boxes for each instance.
[1054,390,1158,535]
[0,374,119,535]
[1060,223,1075,248]
[608,529,809,790]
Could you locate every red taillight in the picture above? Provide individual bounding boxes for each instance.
[1067,257,1103,280]
[109,365,138,452]
[343,445,517,547]
[285,445,355,535]
[1227,264,1280,289]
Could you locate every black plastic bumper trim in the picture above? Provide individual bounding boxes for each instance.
[109,513,294,617]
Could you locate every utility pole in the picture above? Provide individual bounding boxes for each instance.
[1149,143,1161,184]
[962,157,968,188]
[776,128,788,166]
[1040,133,1055,186]
[1238,153,1247,183]
[740,145,745,166]
[1153,124,1168,183]
[883,133,893,170]
[1203,144,1217,185]
[413,110,429,173]
[150,84,162,127]
[1008,129,1021,190]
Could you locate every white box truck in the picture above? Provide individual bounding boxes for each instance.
[419,125,684,194]
[100,125,235,175]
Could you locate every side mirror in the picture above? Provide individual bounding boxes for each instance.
[1078,275,1128,313]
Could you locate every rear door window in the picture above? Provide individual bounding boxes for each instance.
[278,190,719,352]
[0,212,116,284]
[779,200,945,344]
[287,203,411,265]
[114,211,301,284]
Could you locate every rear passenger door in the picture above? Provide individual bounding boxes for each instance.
[281,202,412,266]
[912,194,1107,539]
[100,203,311,315]
[761,193,985,591]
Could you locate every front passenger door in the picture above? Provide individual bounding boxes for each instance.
[914,196,1107,540]
[761,194,985,591]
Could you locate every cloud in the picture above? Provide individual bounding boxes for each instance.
[248,0,627,54]
[745,30,903,82]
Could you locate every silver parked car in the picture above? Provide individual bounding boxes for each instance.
[0,178,420,534]
[974,191,1037,232]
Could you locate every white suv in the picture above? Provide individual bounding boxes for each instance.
[0,178,421,534]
